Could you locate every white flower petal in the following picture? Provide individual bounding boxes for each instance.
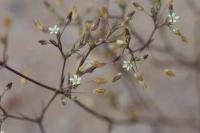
[167,11,179,24]
[122,60,133,71]
[49,25,60,35]
[70,74,81,85]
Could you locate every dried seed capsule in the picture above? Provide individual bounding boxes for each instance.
[93,88,107,94]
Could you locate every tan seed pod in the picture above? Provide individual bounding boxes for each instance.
[164,69,176,77]
[93,88,107,94]
[133,73,144,81]
[181,35,188,43]
[33,20,47,32]
[100,6,109,19]
[133,2,144,11]
[3,16,12,30]
[91,60,105,68]
[94,77,108,84]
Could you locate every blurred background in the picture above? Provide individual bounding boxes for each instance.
[0,0,200,133]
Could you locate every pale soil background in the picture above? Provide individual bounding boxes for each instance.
[0,0,200,133]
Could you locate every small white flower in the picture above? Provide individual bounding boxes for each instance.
[167,12,180,24]
[122,60,133,71]
[48,25,60,35]
[70,74,81,85]
[172,28,178,33]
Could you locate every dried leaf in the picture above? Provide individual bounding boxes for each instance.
[133,2,144,11]
[93,88,107,94]
[94,77,108,84]
[164,69,176,77]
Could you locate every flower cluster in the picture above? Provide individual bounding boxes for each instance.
[70,74,81,86]
[122,60,133,71]
[49,25,60,34]
[167,11,180,24]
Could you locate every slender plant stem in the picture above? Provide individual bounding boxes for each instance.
[60,57,67,89]
[0,62,64,93]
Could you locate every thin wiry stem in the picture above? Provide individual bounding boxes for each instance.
[39,93,58,122]
[7,114,37,123]
[38,123,46,133]
[73,100,113,124]
[0,62,59,93]
[60,57,67,90]
[0,19,170,130]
